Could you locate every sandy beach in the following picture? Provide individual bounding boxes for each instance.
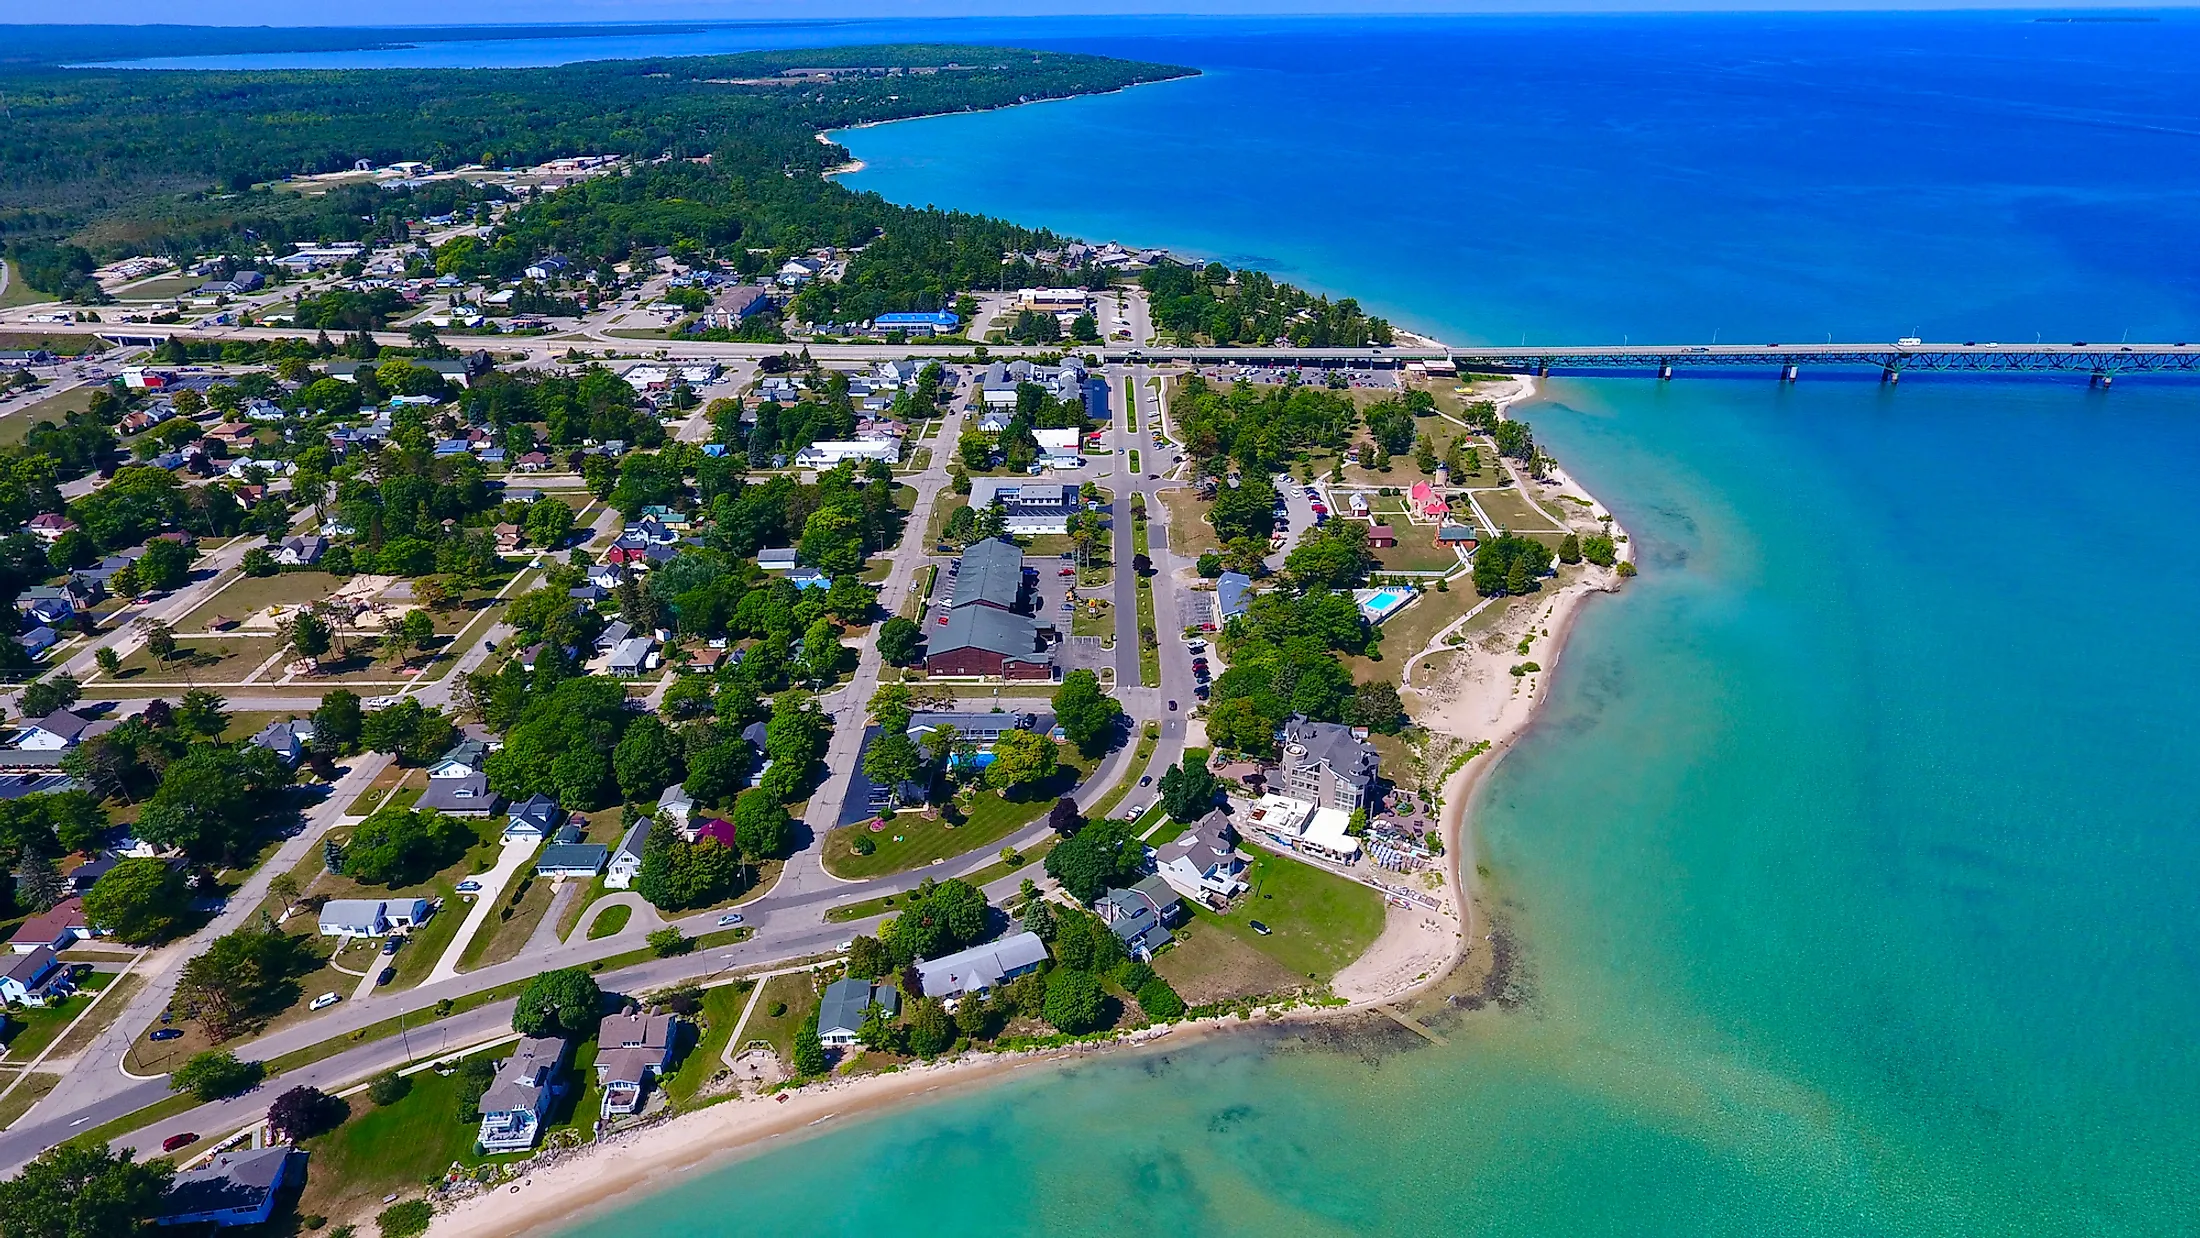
[427,373,1622,1238]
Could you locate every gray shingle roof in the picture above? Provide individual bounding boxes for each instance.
[951,537,1026,611]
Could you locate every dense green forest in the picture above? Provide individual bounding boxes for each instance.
[0,45,1192,255]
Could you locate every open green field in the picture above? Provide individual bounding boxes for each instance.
[744,972,822,1065]
[822,755,1086,879]
[179,571,341,631]
[1189,846,1386,983]
[0,973,116,1063]
[109,634,292,684]
[1373,535,1467,574]
[660,980,753,1107]
[294,1049,502,1226]
[0,386,101,448]
[1470,485,1571,537]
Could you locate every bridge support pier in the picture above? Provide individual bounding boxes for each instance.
[1782,364,1799,383]
[1881,365,1901,385]
[1536,363,1549,378]
[2091,371,2113,389]
[1658,362,1674,381]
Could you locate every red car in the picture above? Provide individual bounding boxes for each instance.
[161,1132,198,1153]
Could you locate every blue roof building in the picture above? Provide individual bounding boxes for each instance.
[873,310,960,336]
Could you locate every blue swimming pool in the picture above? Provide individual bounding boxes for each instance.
[1355,587,1415,622]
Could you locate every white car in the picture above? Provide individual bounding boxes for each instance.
[309,993,341,1012]
[363,695,398,708]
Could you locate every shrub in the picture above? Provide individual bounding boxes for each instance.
[367,1072,411,1106]
[376,1199,433,1238]
[1136,977,1186,1020]
[169,1050,264,1101]
[647,928,692,957]
[768,1001,788,1018]
[851,833,876,856]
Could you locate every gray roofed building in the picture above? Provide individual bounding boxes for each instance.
[596,1008,678,1117]
[757,547,798,571]
[155,1145,299,1228]
[428,738,490,779]
[1156,809,1248,901]
[1217,571,1254,622]
[1280,714,1381,812]
[537,830,609,877]
[817,977,899,1047]
[913,931,1050,1001]
[606,637,654,677]
[250,718,316,765]
[925,604,1053,680]
[418,772,498,817]
[904,711,1041,745]
[317,897,431,937]
[949,537,1028,612]
[605,817,650,889]
[504,792,562,841]
[14,709,97,751]
[478,1035,568,1152]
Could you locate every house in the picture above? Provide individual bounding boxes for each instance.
[1217,571,1253,623]
[594,620,634,654]
[606,637,655,678]
[317,898,432,938]
[524,256,570,280]
[976,409,1013,434]
[692,817,737,850]
[1408,481,1449,521]
[604,817,650,889]
[904,711,1040,748]
[1095,876,1183,960]
[493,523,523,554]
[972,479,1075,535]
[924,605,1055,681]
[756,547,798,572]
[153,1145,299,1229]
[8,897,95,954]
[1034,428,1083,469]
[1435,524,1477,548]
[536,825,608,878]
[568,583,610,606]
[913,931,1050,1002]
[504,793,562,843]
[14,628,58,660]
[595,1008,677,1117]
[65,854,118,896]
[0,946,74,1007]
[586,563,627,592]
[25,514,77,544]
[14,710,97,751]
[478,1035,569,1153]
[275,535,326,566]
[872,310,959,337]
[656,783,695,831]
[1156,811,1248,901]
[1367,524,1398,548]
[429,739,491,779]
[249,718,316,765]
[417,772,498,817]
[793,438,900,469]
[817,977,899,1048]
[1348,493,1370,518]
[515,451,551,471]
[1279,715,1381,812]
[786,568,830,591]
[18,586,79,627]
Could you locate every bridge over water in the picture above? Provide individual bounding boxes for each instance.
[1108,342,2200,386]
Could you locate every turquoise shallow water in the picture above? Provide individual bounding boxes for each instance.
[558,16,2200,1234]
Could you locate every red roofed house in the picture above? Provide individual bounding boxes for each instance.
[9,897,96,954]
[26,514,77,544]
[1367,524,1397,548]
[1408,481,1449,521]
[693,818,737,850]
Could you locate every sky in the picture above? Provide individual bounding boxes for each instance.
[5,2,2175,29]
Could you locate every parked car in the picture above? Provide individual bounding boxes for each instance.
[162,1133,199,1153]
[309,992,341,1011]
[150,1028,183,1041]
[455,879,483,894]
[1249,920,1273,936]
[381,937,403,955]
[376,967,396,986]
[1167,699,1178,711]
[717,913,744,926]
[1138,775,1152,787]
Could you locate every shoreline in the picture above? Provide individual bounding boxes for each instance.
[420,373,1627,1238]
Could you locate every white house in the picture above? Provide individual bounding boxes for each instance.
[504,793,562,843]
[316,898,432,938]
[274,535,326,566]
[816,977,898,1048]
[0,947,73,1007]
[656,783,695,832]
[478,1035,568,1153]
[793,438,900,469]
[1156,811,1249,901]
[604,817,650,890]
[1034,428,1083,469]
[912,931,1049,1002]
[13,710,96,751]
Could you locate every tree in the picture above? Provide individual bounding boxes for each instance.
[12,856,63,913]
[81,858,191,944]
[1557,532,1582,564]
[398,609,436,661]
[1580,533,1617,568]
[526,497,575,548]
[1136,976,1187,1020]
[143,620,177,669]
[367,1072,412,1106]
[135,539,190,593]
[169,1050,265,1101]
[846,934,890,979]
[512,967,603,1038]
[875,616,923,666]
[240,546,276,577]
[1047,798,1082,838]
[267,872,302,915]
[313,689,364,754]
[0,1142,173,1238]
[791,1006,828,1075]
[613,715,683,802]
[1042,967,1106,1033]
[1158,760,1219,823]
[647,927,693,957]
[341,807,467,887]
[266,1085,347,1142]
[360,698,456,766]
[134,744,291,864]
[729,789,794,861]
[19,675,79,720]
[174,689,228,740]
[860,730,923,807]
[878,878,991,966]
[1195,552,1223,578]
[1021,894,1057,941]
[1051,670,1123,757]
[1045,819,1143,904]
[1345,681,1405,734]
[905,996,953,1057]
[285,608,332,666]
[984,729,1057,795]
[93,648,121,679]
[175,923,315,1041]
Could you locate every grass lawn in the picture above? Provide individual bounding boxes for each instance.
[109,635,293,684]
[0,387,100,448]
[821,756,1087,879]
[0,1072,59,1130]
[179,571,340,631]
[44,972,143,1062]
[1195,847,1386,983]
[0,972,116,1063]
[294,1051,500,1226]
[553,876,610,942]
[1158,488,1222,559]
[660,981,753,1107]
[586,904,630,939]
[1471,485,1571,537]
[1135,578,1159,686]
[344,766,413,817]
[924,494,969,547]
[1069,597,1115,641]
[744,973,821,1064]
[456,863,551,972]
[1373,538,1470,574]
[824,838,1054,923]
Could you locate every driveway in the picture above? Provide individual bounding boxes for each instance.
[419,836,539,987]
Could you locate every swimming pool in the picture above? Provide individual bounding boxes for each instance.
[1354,587,1415,622]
